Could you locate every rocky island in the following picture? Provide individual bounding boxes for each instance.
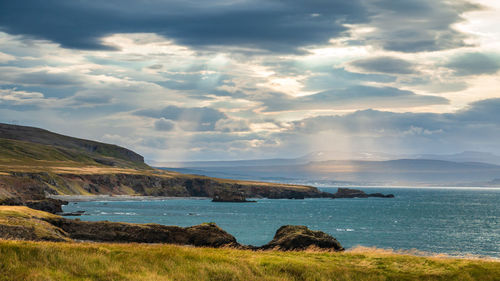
[331,188,395,198]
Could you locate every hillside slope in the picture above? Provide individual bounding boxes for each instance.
[0,123,147,169]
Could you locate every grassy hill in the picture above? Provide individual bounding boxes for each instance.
[0,123,148,169]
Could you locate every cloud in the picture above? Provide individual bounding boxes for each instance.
[0,52,15,63]
[1,0,478,54]
[0,0,368,53]
[135,105,227,131]
[214,119,250,133]
[445,52,500,76]
[0,67,85,87]
[287,98,500,154]
[0,1,498,161]
[262,86,448,112]
[454,98,500,122]
[154,118,175,131]
[360,0,480,52]
[0,88,44,102]
[349,56,417,74]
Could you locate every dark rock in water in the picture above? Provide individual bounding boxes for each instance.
[368,192,395,198]
[333,188,368,198]
[332,188,394,199]
[44,218,238,247]
[212,191,256,203]
[260,225,344,251]
[59,210,85,216]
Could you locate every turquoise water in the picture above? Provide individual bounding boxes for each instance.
[62,187,500,258]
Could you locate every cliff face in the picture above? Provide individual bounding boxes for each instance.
[3,172,324,199]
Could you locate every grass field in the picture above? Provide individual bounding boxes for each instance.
[0,240,498,281]
[0,206,499,280]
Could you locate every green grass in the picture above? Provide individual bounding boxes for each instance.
[0,138,149,170]
[0,138,97,165]
[0,240,498,281]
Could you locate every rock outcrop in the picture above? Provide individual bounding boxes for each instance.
[25,198,68,213]
[45,218,238,247]
[0,198,68,214]
[260,225,344,251]
[332,188,394,198]
[212,191,256,202]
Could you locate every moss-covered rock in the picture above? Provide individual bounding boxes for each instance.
[261,225,344,251]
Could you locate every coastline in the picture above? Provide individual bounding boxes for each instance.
[48,195,208,202]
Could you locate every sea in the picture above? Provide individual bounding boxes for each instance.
[62,187,500,258]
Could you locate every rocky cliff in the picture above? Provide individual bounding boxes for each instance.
[1,171,324,200]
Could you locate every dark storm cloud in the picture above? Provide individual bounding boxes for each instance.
[454,98,500,122]
[350,56,417,74]
[263,86,448,112]
[296,97,500,134]
[364,0,480,52]
[0,0,368,52]
[445,53,500,76]
[135,105,227,131]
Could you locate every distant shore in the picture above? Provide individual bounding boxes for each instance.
[48,195,208,202]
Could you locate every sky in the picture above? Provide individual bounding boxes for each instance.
[1,0,500,162]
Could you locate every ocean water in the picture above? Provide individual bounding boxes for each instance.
[62,187,500,258]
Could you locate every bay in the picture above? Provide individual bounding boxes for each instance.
[62,187,500,258]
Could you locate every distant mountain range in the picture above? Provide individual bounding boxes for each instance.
[406,151,500,166]
[153,151,500,187]
[151,150,500,167]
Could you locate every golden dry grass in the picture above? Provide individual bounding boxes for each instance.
[0,240,498,281]
[0,206,69,242]
[0,206,59,220]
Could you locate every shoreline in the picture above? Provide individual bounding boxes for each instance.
[48,195,209,202]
